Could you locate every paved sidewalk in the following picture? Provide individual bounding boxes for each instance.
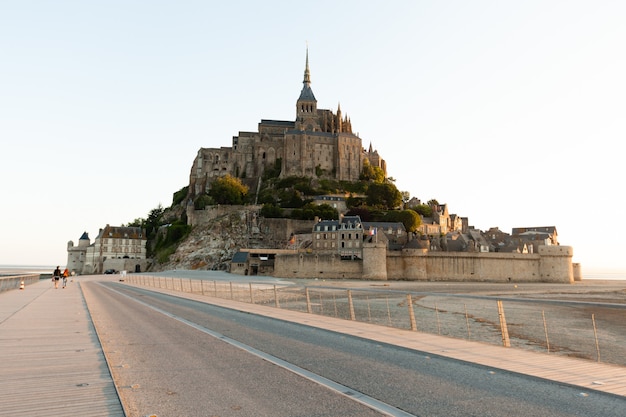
[0,278,125,417]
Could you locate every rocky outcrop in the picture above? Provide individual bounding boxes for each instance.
[151,207,315,272]
[154,211,252,272]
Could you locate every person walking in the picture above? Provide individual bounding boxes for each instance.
[53,266,61,289]
[62,268,69,288]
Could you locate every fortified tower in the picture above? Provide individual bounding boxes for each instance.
[66,232,90,275]
[539,245,574,283]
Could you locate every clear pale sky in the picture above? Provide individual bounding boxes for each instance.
[1,1,624,275]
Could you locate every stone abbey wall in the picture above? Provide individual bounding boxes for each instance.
[274,245,574,283]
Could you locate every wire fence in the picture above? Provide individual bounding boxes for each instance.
[126,275,626,367]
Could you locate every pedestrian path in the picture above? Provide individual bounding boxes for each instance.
[0,278,125,417]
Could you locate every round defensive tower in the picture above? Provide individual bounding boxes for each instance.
[362,241,388,280]
[539,245,574,283]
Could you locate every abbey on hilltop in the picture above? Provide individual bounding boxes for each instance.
[63,50,580,284]
[188,49,386,198]
[180,51,578,284]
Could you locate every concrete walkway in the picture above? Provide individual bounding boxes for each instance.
[1,277,625,417]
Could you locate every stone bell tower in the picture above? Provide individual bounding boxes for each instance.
[295,48,320,132]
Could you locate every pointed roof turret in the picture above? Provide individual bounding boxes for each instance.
[298,48,316,102]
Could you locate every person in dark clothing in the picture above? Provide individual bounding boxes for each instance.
[53,266,61,289]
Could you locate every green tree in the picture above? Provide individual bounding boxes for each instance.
[194,193,214,210]
[345,207,373,221]
[262,158,282,180]
[260,203,284,218]
[145,204,165,239]
[413,204,433,217]
[383,210,421,233]
[209,175,249,205]
[366,182,402,209]
[279,189,307,208]
[291,203,338,220]
[360,159,385,183]
[172,186,189,206]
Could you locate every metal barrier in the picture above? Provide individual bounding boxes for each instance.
[126,275,626,366]
[0,274,41,292]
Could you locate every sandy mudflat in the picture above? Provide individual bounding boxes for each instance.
[286,278,626,366]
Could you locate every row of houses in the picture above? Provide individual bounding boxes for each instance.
[229,203,559,276]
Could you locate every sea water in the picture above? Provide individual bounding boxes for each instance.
[0,265,57,276]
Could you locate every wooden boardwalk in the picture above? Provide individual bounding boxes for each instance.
[0,278,125,417]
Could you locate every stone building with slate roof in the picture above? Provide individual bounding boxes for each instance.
[188,49,386,199]
[67,225,148,275]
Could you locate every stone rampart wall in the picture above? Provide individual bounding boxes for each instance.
[274,253,363,279]
[274,246,574,283]
[386,251,545,282]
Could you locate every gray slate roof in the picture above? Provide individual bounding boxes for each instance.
[231,252,249,263]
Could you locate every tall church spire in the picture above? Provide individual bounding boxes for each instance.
[296,46,318,131]
[303,47,311,86]
[298,47,316,102]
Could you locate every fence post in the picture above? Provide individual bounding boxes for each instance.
[229,282,234,300]
[249,283,254,304]
[542,310,550,353]
[464,303,471,340]
[497,300,510,347]
[435,302,441,335]
[347,290,356,321]
[592,314,601,362]
[318,292,324,314]
[274,285,280,308]
[305,287,312,313]
[407,294,417,331]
